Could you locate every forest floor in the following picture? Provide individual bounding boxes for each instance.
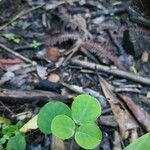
[0,0,150,150]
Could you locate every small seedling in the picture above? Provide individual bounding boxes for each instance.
[6,133,26,150]
[37,94,102,149]
[0,121,26,150]
[3,33,21,44]
[29,40,42,49]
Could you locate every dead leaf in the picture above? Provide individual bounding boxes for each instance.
[130,129,138,143]
[118,93,150,131]
[100,77,138,139]
[113,131,122,150]
[51,135,65,150]
[20,115,38,133]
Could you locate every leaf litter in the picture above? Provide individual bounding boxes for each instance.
[0,0,150,149]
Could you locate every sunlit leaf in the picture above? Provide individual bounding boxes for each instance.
[37,102,72,134]
[71,94,101,125]
[51,115,75,139]
[75,123,102,149]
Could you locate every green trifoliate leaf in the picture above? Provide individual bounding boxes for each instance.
[51,115,75,140]
[37,102,72,134]
[71,94,102,125]
[75,123,102,149]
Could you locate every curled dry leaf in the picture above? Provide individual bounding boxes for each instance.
[47,47,60,61]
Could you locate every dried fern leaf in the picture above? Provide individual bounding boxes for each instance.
[44,32,80,46]
[82,40,127,71]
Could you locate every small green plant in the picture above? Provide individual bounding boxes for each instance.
[0,121,26,150]
[3,33,21,44]
[6,133,26,150]
[37,94,102,149]
[29,40,42,49]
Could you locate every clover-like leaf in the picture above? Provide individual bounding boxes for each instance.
[37,102,72,134]
[7,133,26,150]
[51,115,75,140]
[75,123,102,149]
[71,94,101,125]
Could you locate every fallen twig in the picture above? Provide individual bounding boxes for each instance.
[114,88,140,93]
[0,43,34,64]
[71,59,150,86]
[63,39,82,65]
[0,89,68,104]
[62,82,108,108]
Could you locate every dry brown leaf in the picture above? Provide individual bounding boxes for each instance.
[100,77,138,139]
[130,129,138,143]
[113,131,122,150]
[118,93,150,131]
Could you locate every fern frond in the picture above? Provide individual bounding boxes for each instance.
[82,40,127,70]
[44,32,80,46]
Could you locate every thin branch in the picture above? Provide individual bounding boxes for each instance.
[0,43,34,64]
[71,59,150,86]
[0,89,68,104]
[63,39,82,65]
